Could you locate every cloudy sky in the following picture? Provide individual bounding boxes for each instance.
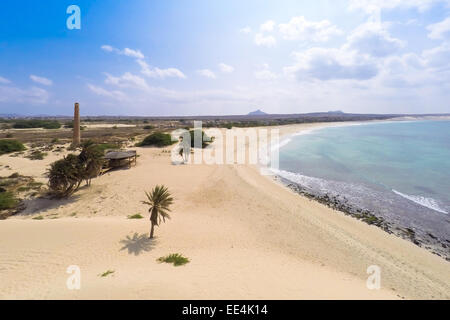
[1,0,450,116]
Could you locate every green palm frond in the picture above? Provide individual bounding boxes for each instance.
[143,185,174,226]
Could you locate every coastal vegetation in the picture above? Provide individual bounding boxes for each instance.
[0,191,18,210]
[78,141,104,186]
[12,119,61,129]
[26,150,47,160]
[99,270,115,277]
[0,173,43,218]
[47,154,84,198]
[95,143,121,153]
[142,185,174,239]
[137,132,175,147]
[158,253,190,266]
[47,141,105,197]
[0,139,26,155]
[127,213,144,219]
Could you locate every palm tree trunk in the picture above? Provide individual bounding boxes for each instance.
[149,222,155,239]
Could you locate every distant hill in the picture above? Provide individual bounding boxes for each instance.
[248,109,267,116]
[327,110,344,114]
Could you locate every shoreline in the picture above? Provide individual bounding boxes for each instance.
[269,120,450,261]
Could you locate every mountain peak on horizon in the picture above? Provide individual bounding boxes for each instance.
[248,109,267,116]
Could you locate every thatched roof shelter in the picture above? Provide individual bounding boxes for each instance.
[104,150,136,160]
[103,150,137,170]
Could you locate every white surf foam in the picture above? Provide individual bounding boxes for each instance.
[392,190,448,214]
[270,169,331,192]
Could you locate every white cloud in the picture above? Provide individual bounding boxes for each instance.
[105,72,149,90]
[30,75,53,86]
[346,22,405,57]
[87,84,127,101]
[348,0,449,13]
[197,69,217,79]
[122,48,145,59]
[100,45,145,59]
[218,63,234,73]
[137,60,186,79]
[0,76,10,84]
[0,85,49,104]
[285,47,378,81]
[254,33,277,47]
[101,45,114,52]
[260,20,276,32]
[239,26,252,34]
[255,64,277,80]
[423,43,450,69]
[278,16,343,42]
[101,46,186,79]
[427,17,450,39]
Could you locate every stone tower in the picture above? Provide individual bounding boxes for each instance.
[73,102,81,146]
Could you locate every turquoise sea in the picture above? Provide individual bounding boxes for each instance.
[276,120,450,240]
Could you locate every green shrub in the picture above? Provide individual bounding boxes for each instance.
[128,214,144,219]
[47,141,105,197]
[64,121,74,128]
[99,270,115,277]
[17,186,31,192]
[26,150,47,160]
[32,216,44,220]
[13,120,61,129]
[95,143,121,153]
[0,192,18,210]
[143,125,154,130]
[157,253,190,266]
[138,132,175,147]
[0,139,26,155]
[47,154,84,198]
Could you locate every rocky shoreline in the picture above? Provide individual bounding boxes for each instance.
[279,178,450,262]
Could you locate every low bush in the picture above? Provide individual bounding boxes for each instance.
[13,120,61,129]
[137,132,175,147]
[0,192,18,210]
[0,139,26,155]
[128,214,144,219]
[99,270,115,277]
[157,253,190,266]
[26,150,47,160]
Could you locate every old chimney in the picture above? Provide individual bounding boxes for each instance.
[73,102,81,146]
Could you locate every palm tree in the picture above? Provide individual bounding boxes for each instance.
[78,140,104,186]
[142,185,174,239]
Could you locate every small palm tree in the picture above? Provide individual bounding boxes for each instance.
[142,185,174,239]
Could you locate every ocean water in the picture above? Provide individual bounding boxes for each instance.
[276,120,450,239]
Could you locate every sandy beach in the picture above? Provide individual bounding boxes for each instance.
[0,122,449,300]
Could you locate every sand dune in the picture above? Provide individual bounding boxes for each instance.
[0,123,449,299]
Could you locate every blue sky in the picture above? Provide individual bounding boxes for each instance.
[0,0,450,116]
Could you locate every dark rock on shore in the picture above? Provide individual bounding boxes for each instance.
[285,181,450,261]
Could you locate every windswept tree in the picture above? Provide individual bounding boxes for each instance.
[142,185,174,239]
[47,154,84,198]
[48,140,106,197]
[78,140,104,186]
